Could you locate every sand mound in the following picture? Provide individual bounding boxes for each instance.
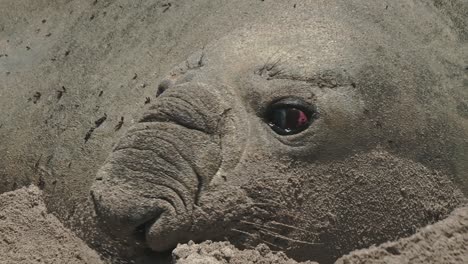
[173,241,318,264]
[1,186,467,264]
[0,186,103,264]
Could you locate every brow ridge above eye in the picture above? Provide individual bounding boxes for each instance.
[260,68,357,89]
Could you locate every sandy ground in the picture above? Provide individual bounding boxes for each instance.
[1,186,467,264]
[0,186,103,264]
[172,241,318,264]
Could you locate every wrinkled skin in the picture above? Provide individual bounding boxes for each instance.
[91,2,467,263]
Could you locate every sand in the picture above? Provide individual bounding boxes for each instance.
[173,241,318,264]
[0,186,103,264]
[1,185,467,264]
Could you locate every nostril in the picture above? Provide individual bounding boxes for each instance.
[156,86,165,97]
[134,222,147,242]
[156,79,172,97]
[134,217,158,243]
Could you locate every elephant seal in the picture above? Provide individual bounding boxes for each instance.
[91,1,467,263]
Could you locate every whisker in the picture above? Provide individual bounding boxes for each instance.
[231,228,255,237]
[258,229,322,246]
[239,220,281,232]
[267,221,318,234]
[231,228,285,251]
[248,201,284,207]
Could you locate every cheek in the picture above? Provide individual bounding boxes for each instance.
[309,87,371,154]
[317,87,365,128]
[210,150,286,188]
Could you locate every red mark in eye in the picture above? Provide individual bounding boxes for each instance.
[284,108,309,131]
[297,110,308,126]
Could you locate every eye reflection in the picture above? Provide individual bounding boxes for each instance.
[265,99,315,135]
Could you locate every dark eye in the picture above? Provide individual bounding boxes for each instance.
[265,98,316,135]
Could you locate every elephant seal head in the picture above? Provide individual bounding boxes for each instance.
[91,3,467,263]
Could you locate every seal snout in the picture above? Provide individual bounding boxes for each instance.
[90,173,166,239]
[90,137,199,245]
[91,82,231,251]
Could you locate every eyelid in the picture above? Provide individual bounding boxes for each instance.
[266,97,316,117]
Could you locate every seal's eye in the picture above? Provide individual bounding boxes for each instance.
[265,98,316,135]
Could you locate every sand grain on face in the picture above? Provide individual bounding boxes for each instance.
[0,186,104,264]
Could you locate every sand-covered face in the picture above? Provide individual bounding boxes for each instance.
[91,9,466,263]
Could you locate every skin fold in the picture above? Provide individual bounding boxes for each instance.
[91,1,467,263]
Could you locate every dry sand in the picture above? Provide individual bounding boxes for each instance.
[0,186,103,264]
[172,241,318,264]
[1,186,466,264]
